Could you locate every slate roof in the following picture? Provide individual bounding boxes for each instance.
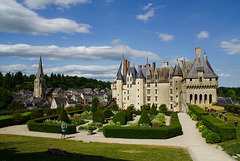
[127,67,138,84]
[186,56,218,79]
[36,56,44,78]
[172,62,183,76]
[116,61,123,80]
[156,66,171,82]
[54,97,67,106]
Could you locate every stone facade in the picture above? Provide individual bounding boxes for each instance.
[111,47,218,112]
[33,57,46,99]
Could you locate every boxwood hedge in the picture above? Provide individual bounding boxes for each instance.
[188,105,206,120]
[0,112,31,128]
[103,112,183,139]
[225,104,240,114]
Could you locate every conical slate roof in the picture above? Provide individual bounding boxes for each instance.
[173,62,183,76]
[116,61,123,80]
[36,56,44,78]
[186,56,218,79]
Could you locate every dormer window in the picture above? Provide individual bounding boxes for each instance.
[199,77,202,82]
[147,75,151,80]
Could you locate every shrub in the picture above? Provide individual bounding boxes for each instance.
[75,104,83,110]
[188,105,206,120]
[149,104,157,116]
[79,111,93,119]
[127,105,134,111]
[202,129,212,138]
[56,106,64,114]
[151,113,166,127]
[110,103,119,111]
[190,114,197,120]
[97,104,105,110]
[66,106,74,112]
[159,104,168,112]
[58,108,70,123]
[103,109,114,118]
[198,125,207,132]
[91,97,99,113]
[225,104,240,114]
[30,109,43,120]
[196,121,203,128]
[138,110,151,126]
[142,104,150,112]
[83,104,91,111]
[187,110,193,116]
[93,111,105,124]
[43,107,52,116]
[206,132,221,144]
[202,115,236,141]
[113,111,127,125]
[123,109,132,121]
[12,111,24,123]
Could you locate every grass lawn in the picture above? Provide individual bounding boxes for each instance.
[0,134,192,161]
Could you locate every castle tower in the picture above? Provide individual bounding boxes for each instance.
[34,56,46,99]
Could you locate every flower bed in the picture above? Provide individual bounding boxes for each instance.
[103,112,182,139]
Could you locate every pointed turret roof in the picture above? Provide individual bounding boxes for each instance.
[36,56,44,78]
[116,61,123,80]
[173,62,183,76]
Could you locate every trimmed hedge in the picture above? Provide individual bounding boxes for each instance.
[189,105,206,120]
[113,111,127,125]
[225,104,240,114]
[0,113,31,128]
[27,115,76,134]
[123,110,132,121]
[202,115,236,141]
[103,112,183,139]
[138,110,151,125]
[93,110,105,124]
[103,109,114,118]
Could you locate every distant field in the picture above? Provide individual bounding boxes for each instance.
[0,134,192,161]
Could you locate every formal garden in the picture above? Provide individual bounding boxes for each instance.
[187,104,240,159]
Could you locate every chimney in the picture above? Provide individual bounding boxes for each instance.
[124,59,127,75]
[127,61,130,71]
[138,65,142,72]
[146,64,150,68]
[180,60,183,65]
[195,47,201,58]
[152,62,156,72]
[162,61,168,66]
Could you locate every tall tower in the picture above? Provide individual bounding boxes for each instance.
[34,56,46,99]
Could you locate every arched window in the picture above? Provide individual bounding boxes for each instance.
[195,94,198,104]
[209,94,212,104]
[204,94,207,104]
[190,94,193,104]
[199,94,202,104]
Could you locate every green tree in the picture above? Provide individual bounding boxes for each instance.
[110,103,119,111]
[0,87,13,110]
[91,97,99,113]
[149,103,157,116]
[142,104,150,112]
[97,103,105,110]
[159,104,168,112]
[7,101,25,110]
[58,108,70,123]
[138,110,151,126]
[107,94,112,102]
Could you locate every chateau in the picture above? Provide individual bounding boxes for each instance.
[111,47,218,112]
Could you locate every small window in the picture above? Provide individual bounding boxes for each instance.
[147,83,150,87]
[155,75,157,80]
[155,89,157,94]
[155,82,157,87]
[147,96,151,101]
[138,89,139,91]
[199,77,202,82]
[209,78,212,81]
[127,96,129,100]
[127,90,129,94]
[130,84,132,88]
[138,95,139,97]
[190,78,192,81]
[155,96,157,101]
[147,89,150,94]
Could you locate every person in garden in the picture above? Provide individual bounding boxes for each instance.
[61,123,67,139]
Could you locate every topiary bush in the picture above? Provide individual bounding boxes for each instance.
[103,109,114,118]
[198,125,207,132]
[159,104,168,112]
[123,109,132,121]
[138,110,151,126]
[142,104,150,112]
[93,110,105,124]
[127,105,134,111]
[149,104,157,116]
[206,132,221,143]
[30,109,43,120]
[202,129,212,138]
[12,111,24,123]
[58,108,70,123]
[113,111,127,125]
[196,121,203,128]
[110,103,119,111]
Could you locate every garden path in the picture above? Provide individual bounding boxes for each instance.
[0,113,235,161]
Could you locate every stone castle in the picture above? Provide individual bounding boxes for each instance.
[111,47,218,112]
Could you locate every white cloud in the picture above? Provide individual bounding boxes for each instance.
[23,0,91,10]
[220,39,240,55]
[0,0,91,35]
[143,3,153,10]
[219,73,231,77]
[197,30,209,40]
[158,33,174,42]
[111,39,122,45]
[0,44,160,61]
[136,8,155,22]
[169,57,190,65]
[230,39,239,42]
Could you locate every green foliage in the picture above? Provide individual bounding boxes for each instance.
[188,105,206,120]
[66,106,74,112]
[202,115,236,141]
[93,110,105,124]
[202,129,212,138]
[107,94,112,101]
[79,111,93,119]
[206,132,221,144]
[138,110,151,126]
[152,113,166,127]
[7,101,25,109]
[142,104,150,111]
[103,112,182,139]
[103,109,114,118]
[217,87,240,101]
[196,121,203,128]
[43,107,52,116]
[91,97,99,113]
[198,125,207,132]
[123,109,132,121]
[57,108,70,123]
[110,103,119,111]
[149,104,158,116]
[30,109,43,120]
[56,106,64,114]
[0,87,13,110]
[12,111,24,123]
[83,104,91,111]
[75,104,83,110]
[159,104,168,112]
[97,103,105,110]
[225,104,240,114]
[127,105,134,111]
[0,112,31,128]
[113,111,127,125]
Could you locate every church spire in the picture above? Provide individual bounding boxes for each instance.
[36,56,44,78]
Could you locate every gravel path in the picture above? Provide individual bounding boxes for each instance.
[0,113,235,161]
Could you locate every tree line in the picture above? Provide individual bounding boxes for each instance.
[217,87,240,101]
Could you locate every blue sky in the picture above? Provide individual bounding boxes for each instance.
[0,0,240,87]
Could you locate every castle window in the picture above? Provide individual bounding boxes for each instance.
[138,95,139,97]
[138,89,139,91]
[127,96,129,100]
[147,83,150,87]
[155,89,157,94]
[127,90,129,94]
[147,75,151,80]
[176,95,178,98]
[170,97,173,101]
[138,82,139,84]
[170,89,173,94]
[127,84,129,88]
[199,77,202,82]
[147,96,151,101]
[155,75,157,80]
[155,96,157,101]
[155,82,157,87]
[130,84,132,88]
[147,89,150,94]
[190,78,192,81]
[209,78,212,81]
[216,78,218,81]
